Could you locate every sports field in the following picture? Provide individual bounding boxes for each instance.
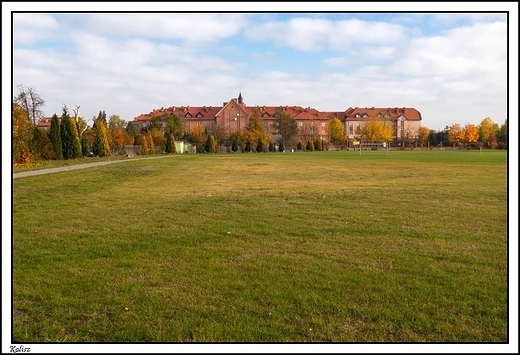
[12,150,508,342]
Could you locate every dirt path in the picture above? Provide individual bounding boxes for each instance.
[13,155,176,179]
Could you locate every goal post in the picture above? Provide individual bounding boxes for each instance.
[357,142,389,156]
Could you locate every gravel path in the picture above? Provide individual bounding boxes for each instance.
[13,155,176,179]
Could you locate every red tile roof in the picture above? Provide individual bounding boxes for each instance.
[345,107,421,121]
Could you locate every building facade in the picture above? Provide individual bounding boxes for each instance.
[130,93,422,145]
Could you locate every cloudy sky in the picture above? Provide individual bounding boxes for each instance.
[6,3,517,133]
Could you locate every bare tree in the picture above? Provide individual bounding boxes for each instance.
[14,84,46,125]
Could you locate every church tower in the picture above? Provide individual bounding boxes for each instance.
[238,92,243,104]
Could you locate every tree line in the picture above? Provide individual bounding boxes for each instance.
[12,85,508,165]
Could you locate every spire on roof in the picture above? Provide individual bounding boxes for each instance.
[238,92,243,104]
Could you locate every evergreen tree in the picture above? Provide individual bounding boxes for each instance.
[232,139,239,152]
[49,113,63,160]
[256,137,264,153]
[165,133,174,154]
[245,139,252,153]
[92,118,111,157]
[306,140,314,151]
[314,137,322,151]
[147,131,155,155]
[81,133,89,156]
[278,141,285,152]
[60,105,81,159]
[268,141,275,152]
[205,134,216,153]
[297,141,303,151]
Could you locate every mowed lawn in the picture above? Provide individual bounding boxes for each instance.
[12,150,508,342]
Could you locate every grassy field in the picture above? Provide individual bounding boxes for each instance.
[12,150,508,342]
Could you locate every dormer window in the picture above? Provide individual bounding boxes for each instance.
[356,114,360,118]
[196,112,203,118]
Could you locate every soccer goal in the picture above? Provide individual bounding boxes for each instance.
[357,142,389,156]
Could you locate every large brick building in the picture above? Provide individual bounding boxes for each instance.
[132,93,422,144]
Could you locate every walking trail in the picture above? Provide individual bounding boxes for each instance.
[12,155,176,179]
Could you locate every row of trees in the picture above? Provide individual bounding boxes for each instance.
[13,85,508,164]
[347,116,507,149]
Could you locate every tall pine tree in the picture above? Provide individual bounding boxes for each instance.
[49,113,63,160]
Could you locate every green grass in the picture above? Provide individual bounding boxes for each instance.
[12,150,508,342]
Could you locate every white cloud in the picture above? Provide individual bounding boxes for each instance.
[245,17,408,52]
[82,14,247,42]
[13,13,60,45]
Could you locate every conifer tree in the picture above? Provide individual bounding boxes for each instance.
[92,118,111,157]
[81,133,89,156]
[256,137,264,152]
[245,139,252,153]
[278,141,285,152]
[60,105,81,159]
[165,133,174,154]
[232,139,239,152]
[297,141,303,151]
[205,134,216,153]
[147,131,155,155]
[49,113,63,160]
[268,141,275,152]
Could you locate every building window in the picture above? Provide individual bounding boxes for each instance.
[143,122,148,128]
[197,122,201,126]
[310,121,315,126]
[322,122,326,127]
[298,121,303,126]
[321,130,326,135]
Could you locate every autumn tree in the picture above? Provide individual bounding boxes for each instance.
[166,113,184,139]
[245,108,270,146]
[447,123,463,147]
[14,84,45,125]
[478,117,499,147]
[92,117,111,157]
[31,127,55,160]
[13,103,33,164]
[189,125,207,145]
[496,119,507,148]
[417,126,430,147]
[359,117,393,143]
[273,110,298,146]
[462,124,479,147]
[328,117,345,145]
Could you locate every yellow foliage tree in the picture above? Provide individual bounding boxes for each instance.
[417,126,430,147]
[447,123,464,146]
[327,117,345,145]
[190,125,207,144]
[245,108,270,146]
[462,124,479,146]
[13,103,33,164]
[360,117,393,143]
